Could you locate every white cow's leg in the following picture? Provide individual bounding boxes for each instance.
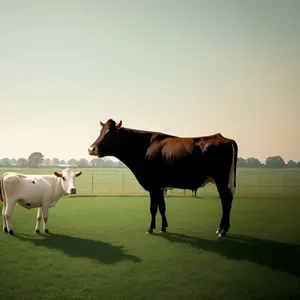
[35,207,42,233]
[2,201,8,233]
[42,206,49,234]
[4,203,15,235]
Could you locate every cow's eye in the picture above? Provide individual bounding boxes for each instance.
[62,176,66,181]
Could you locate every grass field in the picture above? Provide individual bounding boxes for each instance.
[0,168,299,300]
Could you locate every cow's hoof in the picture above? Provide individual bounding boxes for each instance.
[217,230,227,238]
[146,228,153,234]
[3,227,8,233]
[216,228,221,235]
[160,228,167,233]
[35,229,40,234]
[9,230,14,235]
[44,229,50,234]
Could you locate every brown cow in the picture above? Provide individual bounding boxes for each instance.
[88,119,238,237]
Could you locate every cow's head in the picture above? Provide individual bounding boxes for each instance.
[54,168,82,195]
[88,119,122,157]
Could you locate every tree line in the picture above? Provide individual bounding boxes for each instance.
[0,152,299,168]
[0,152,127,168]
[238,156,300,168]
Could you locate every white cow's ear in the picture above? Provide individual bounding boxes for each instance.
[76,171,82,177]
[54,172,62,177]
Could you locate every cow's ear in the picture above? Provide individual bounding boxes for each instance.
[116,120,122,129]
[54,172,62,177]
[75,171,82,177]
[100,121,104,127]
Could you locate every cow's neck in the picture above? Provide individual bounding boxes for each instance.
[113,128,152,175]
[47,176,67,202]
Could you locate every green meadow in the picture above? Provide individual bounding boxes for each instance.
[0,168,299,300]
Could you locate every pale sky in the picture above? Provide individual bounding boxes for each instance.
[0,0,299,163]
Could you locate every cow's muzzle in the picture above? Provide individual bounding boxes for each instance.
[69,188,77,194]
[88,146,99,156]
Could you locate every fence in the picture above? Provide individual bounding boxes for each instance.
[74,168,300,198]
[0,168,299,197]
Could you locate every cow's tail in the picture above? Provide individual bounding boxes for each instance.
[229,140,238,196]
[0,174,4,202]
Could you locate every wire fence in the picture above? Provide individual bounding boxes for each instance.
[0,167,299,198]
[74,169,300,198]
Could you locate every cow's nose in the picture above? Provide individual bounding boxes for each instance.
[70,188,77,194]
[88,146,98,155]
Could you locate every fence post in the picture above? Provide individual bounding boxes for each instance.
[121,173,124,195]
[92,173,94,195]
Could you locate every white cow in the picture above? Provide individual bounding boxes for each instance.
[0,168,82,235]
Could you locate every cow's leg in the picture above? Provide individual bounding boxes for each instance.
[2,201,8,233]
[216,182,233,238]
[158,192,168,232]
[4,202,15,235]
[41,206,49,234]
[35,207,42,233]
[146,190,159,234]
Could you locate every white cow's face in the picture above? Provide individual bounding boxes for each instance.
[54,168,82,195]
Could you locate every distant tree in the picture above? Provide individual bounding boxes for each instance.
[102,159,114,168]
[28,152,44,168]
[115,160,127,168]
[287,160,297,168]
[265,156,285,168]
[43,158,51,166]
[237,157,247,168]
[9,158,17,166]
[77,158,89,168]
[67,159,78,166]
[16,158,29,167]
[51,158,60,166]
[246,157,262,168]
[0,158,11,167]
[90,158,104,167]
[296,162,300,168]
[59,160,66,165]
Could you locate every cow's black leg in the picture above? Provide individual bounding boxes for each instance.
[147,190,159,234]
[216,183,233,237]
[158,192,168,232]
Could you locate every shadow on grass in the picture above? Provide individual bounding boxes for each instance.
[14,233,141,264]
[155,232,300,277]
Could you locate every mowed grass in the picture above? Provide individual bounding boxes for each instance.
[0,194,300,300]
